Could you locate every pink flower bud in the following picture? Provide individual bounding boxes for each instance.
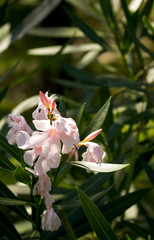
[39,91,50,110]
[78,129,102,146]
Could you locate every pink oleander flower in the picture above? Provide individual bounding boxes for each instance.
[32,91,60,120]
[7,114,33,145]
[53,117,80,154]
[82,142,106,163]
[42,208,61,232]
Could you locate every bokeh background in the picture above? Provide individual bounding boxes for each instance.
[0,0,154,239]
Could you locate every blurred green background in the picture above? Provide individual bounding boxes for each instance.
[0,0,154,239]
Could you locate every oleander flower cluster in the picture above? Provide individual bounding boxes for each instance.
[7,91,105,232]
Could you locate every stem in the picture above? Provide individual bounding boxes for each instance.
[58,207,77,240]
[125,124,140,193]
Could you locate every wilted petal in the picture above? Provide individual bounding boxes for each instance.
[45,192,54,209]
[69,161,129,173]
[33,174,51,197]
[42,208,61,231]
[7,114,32,145]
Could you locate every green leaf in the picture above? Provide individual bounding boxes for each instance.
[0,134,19,161]
[30,230,40,240]
[28,43,101,56]
[59,187,112,210]
[50,76,97,89]
[62,154,129,203]
[29,26,84,38]
[63,6,110,50]
[0,0,8,26]
[0,197,34,206]
[75,103,86,126]
[0,84,9,102]
[0,60,20,84]
[14,166,31,186]
[142,16,154,33]
[76,187,118,240]
[0,181,32,222]
[59,97,66,117]
[0,150,15,170]
[69,161,129,173]
[124,25,154,58]
[141,160,154,184]
[0,0,62,53]
[0,210,21,240]
[82,96,111,138]
[64,0,103,22]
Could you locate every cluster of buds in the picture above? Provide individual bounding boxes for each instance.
[7,91,105,231]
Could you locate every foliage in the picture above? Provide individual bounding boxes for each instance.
[0,0,154,239]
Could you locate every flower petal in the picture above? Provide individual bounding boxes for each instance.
[16,131,31,149]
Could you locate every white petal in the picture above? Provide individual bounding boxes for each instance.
[69,161,129,172]
[33,119,51,131]
[16,131,31,149]
[30,131,48,147]
[24,149,36,166]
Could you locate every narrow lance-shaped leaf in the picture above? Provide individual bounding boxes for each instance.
[62,154,129,203]
[82,96,112,138]
[0,84,9,102]
[59,97,66,117]
[14,166,31,186]
[63,6,110,51]
[141,159,154,184]
[0,0,8,26]
[0,134,19,161]
[0,0,62,53]
[0,60,20,84]
[76,187,118,240]
[142,16,154,33]
[0,197,34,206]
[0,210,21,240]
[0,150,15,170]
[69,161,129,173]
[75,103,86,126]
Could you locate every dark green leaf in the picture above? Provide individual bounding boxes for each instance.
[0,197,34,206]
[81,96,111,138]
[14,166,31,186]
[0,181,32,222]
[141,160,154,184]
[0,60,20,84]
[76,187,118,240]
[75,103,86,126]
[0,0,62,53]
[62,154,129,203]
[0,134,19,161]
[0,0,8,26]
[0,150,16,170]
[143,16,154,33]
[59,97,66,117]
[0,210,21,240]
[50,76,97,89]
[124,25,154,58]
[0,84,9,102]
[63,6,110,50]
